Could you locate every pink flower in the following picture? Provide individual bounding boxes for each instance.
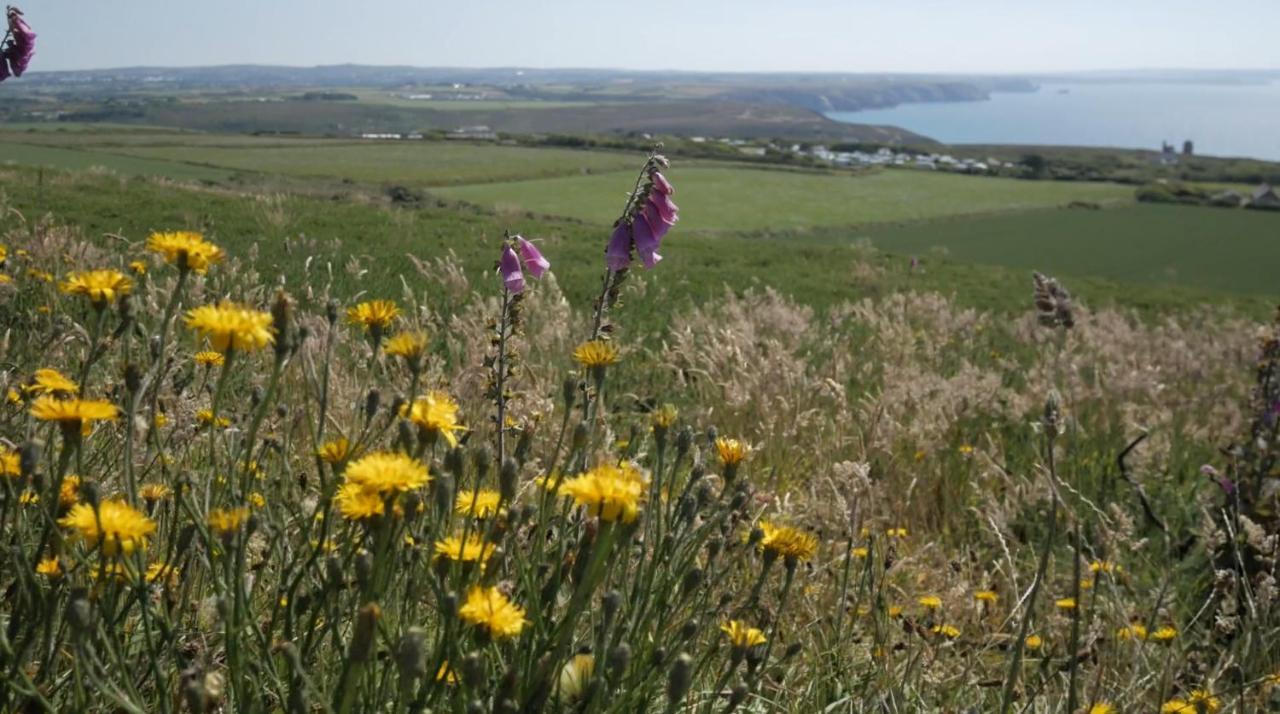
[651,171,674,195]
[632,213,663,269]
[500,245,524,294]
[515,236,550,278]
[603,169,678,272]
[2,7,36,79]
[649,190,679,226]
[606,223,632,271]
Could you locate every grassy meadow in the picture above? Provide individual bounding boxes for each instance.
[1,132,1279,713]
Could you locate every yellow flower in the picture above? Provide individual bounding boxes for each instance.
[347,299,400,332]
[1090,560,1120,574]
[975,590,998,604]
[194,351,226,368]
[403,392,466,448]
[384,330,428,361]
[146,231,224,274]
[1161,690,1220,713]
[851,546,869,558]
[556,654,594,701]
[931,624,961,639]
[651,403,678,429]
[572,340,619,369]
[20,490,39,505]
[1025,634,1043,650]
[1117,623,1148,641]
[208,507,250,536]
[436,661,459,685]
[36,557,62,579]
[757,521,819,562]
[185,302,275,353]
[197,409,230,429]
[59,475,81,506]
[958,444,974,456]
[128,260,148,275]
[433,533,496,563]
[1089,703,1115,714]
[1055,598,1077,611]
[153,413,169,428]
[248,492,266,508]
[28,268,53,282]
[27,368,79,396]
[59,499,156,556]
[335,482,386,521]
[917,595,943,609]
[714,437,749,466]
[887,605,903,618]
[458,586,527,639]
[560,462,647,523]
[141,483,171,502]
[886,527,909,538]
[720,620,767,649]
[1152,625,1178,642]
[345,452,430,495]
[31,396,119,426]
[317,437,350,464]
[146,562,180,586]
[1,446,20,477]
[60,269,133,306]
[455,489,504,519]
[6,388,20,404]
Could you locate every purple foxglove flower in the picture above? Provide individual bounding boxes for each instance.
[642,202,670,240]
[650,170,674,195]
[632,213,663,269]
[515,236,549,278]
[649,190,679,226]
[499,244,524,294]
[606,223,632,271]
[4,8,35,77]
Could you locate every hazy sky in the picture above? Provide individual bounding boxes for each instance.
[21,0,1280,74]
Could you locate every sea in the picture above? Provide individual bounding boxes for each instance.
[827,81,1280,161]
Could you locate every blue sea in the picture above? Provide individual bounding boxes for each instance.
[828,82,1280,161]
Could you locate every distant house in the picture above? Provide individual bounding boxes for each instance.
[1250,184,1280,210]
[447,125,497,141]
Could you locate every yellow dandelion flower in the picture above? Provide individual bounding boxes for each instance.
[757,521,819,562]
[335,483,386,521]
[128,260,148,275]
[27,368,79,396]
[384,330,429,361]
[146,231,224,274]
[886,527,908,538]
[153,413,169,428]
[36,557,62,579]
[185,302,275,354]
[651,403,678,429]
[931,624,961,639]
[437,661,459,685]
[194,351,226,368]
[141,483,171,502]
[317,437,351,464]
[1,446,20,477]
[248,492,266,508]
[1162,690,1219,713]
[556,654,593,701]
[1117,623,1148,641]
[918,595,943,609]
[1152,625,1178,642]
[958,444,974,456]
[197,409,230,429]
[455,489,504,519]
[28,268,53,282]
[1090,560,1120,574]
[458,586,527,639]
[345,452,430,494]
[60,269,132,307]
[31,396,118,426]
[347,300,400,332]
[560,462,647,523]
[1080,578,1095,590]
[975,590,998,604]
[1025,634,1043,650]
[20,490,39,505]
[572,339,619,369]
[146,562,180,586]
[720,620,767,649]
[852,546,869,558]
[6,388,20,404]
[0,274,10,285]
[59,499,156,556]
[207,507,250,536]
[1089,703,1115,714]
[433,533,496,563]
[887,605,904,618]
[59,475,81,507]
[1055,597,1077,611]
[403,391,466,448]
[714,437,749,466]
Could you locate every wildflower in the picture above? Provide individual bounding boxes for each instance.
[335,482,386,521]
[153,413,169,428]
[59,499,156,556]
[886,527,909,538]
[721,620,767,649]
[36,557,61,579]
[851,546,869,559]
[344,452,430,495]
[26,368,79,396]
[248,492,266,508]
[60,269,133,307]
[651,403,678,429]
[59,475,81,506]
[347,299,400,334]
[887,605,903,618]
[186,302,275,353]
[403,392,466,448]
[0,446,19,477]
[958,444,974,456]
[1,6,37,79]
[560,462,647,523]
[146,562,180,586]
[556,654,594,701]
[436,661,459,685]
[19,490,38,505]
[917,595,943,610]
[146,231,224,274]
[433,533,496,564]
[141,483,171,502]
[5,388,20,404]
[194,351,225,368]
[455,489,504,518]
[573,339,620,370]
[316,437,351,464]
[757,521,818,563]
[197,409,230,429]
[1090,560,1120,574]
[1055,597,1077,610]
[458,585,527,639]
[500,236,551,294]
[975,590,998,604]
[931,624,961,639]
[516,236,550,277]
[1161,690,1220,713]
[1033,271,1075,329]
[1117,623,1148,641]
[1152,625,1178,642]
[384,331,428,362]
[606,168,677,271]
[27,268,52,282]
[128,260,147,275]
[714,437,749,466]
[1025,634,1043,650]
[31,396,118,428]
[207,507,250,536]
[1089,703,1115,714]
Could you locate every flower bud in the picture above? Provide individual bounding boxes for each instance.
[572,422,589,451]
[650,647,667,668]
[681,567,703,595]
[432,473,455,519]
[461,652,485,689]
[680,618,699,640]
[608,643,632,678]
[396,627,428,679]
[676,426,693,455]
[364,389,381,421]
[666,653,694,708]
[19,440,41,478]
[326,300,339,325]
[124,363,142,394]
[500,457,519,502]
[472,445,493,478]
[347,603,380,663]
[355,550,374,589]
[562,377,578,410]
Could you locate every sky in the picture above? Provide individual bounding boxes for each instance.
[19,0,1280,74]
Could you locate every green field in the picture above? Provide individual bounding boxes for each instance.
[0,141,235,182]
[432,167,1136,231]
[860,203,1280,295]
